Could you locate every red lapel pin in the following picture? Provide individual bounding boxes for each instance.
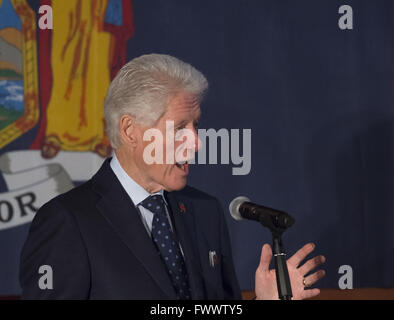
[178,202,186,213]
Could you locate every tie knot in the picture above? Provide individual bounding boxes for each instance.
[139,194,166,215]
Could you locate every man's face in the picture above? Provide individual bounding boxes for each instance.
[132,92,201,192]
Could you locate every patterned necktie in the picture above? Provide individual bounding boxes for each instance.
[139,195,191,300]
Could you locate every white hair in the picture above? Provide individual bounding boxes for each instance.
[104,53,208,149]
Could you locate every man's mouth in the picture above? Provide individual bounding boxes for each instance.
[175,160,188,173]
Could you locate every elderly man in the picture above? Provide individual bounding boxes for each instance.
[20,54,325,299]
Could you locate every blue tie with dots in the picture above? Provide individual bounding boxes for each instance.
[139,195,191,300]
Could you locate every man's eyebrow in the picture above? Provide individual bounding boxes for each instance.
[175,119,188,127]
[175,114,201,127]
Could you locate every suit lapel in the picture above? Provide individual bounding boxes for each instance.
[166,191,206,299]
[92,159,177,299]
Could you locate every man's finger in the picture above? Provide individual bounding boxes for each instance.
[301,288,321,300]
[258,243,272,272]
[303,270,326,288]
[287,243,315,267]
[298,255,326,276]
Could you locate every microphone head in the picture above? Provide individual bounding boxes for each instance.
[229,196,250,221]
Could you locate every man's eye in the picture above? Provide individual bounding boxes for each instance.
[176,126,185,131]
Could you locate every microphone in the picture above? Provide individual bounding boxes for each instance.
[229,196,295,230]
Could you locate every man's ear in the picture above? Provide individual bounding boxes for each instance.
[119,114,139,147]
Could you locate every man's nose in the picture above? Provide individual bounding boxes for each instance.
[182,129,201,153]
[194,130,202,152]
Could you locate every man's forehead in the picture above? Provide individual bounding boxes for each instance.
[166,93,201,119]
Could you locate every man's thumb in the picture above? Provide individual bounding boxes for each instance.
[259,243,273,272]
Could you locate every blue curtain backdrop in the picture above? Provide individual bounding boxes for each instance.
[0,0,393,294]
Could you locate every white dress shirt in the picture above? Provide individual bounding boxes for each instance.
[110,153,174,235]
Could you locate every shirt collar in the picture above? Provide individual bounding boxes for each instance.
[110,153,166,206]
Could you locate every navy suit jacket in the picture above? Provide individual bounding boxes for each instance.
[19,158,241,299]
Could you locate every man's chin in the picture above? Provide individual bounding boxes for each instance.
[164,180,188,192]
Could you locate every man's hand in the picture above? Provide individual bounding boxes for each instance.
[255,243,326,300]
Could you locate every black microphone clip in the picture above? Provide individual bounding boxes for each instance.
[230,196,295,235]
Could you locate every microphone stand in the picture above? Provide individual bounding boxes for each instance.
[260,216,293,300]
